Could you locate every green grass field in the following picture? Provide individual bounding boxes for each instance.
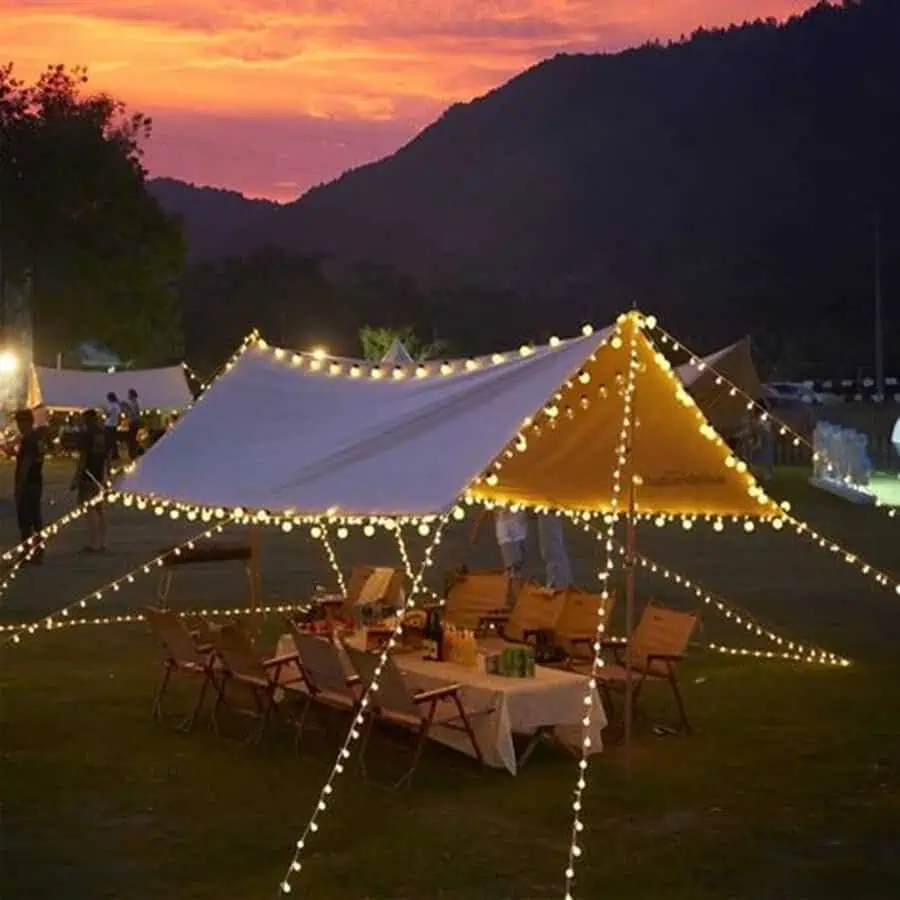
[2,462,900,899]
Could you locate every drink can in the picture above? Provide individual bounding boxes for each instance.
[525,647,535,677]
[502,648,513,677]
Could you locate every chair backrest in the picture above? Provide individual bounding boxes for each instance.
[555,588,618,640]
[505,582,568,642]
[444,570,510,629]
[211,623,269,682]
[143,606,205,666]
[343,645,421,721]
[630,602,699,674]
[289,626,354,698]
[345,566,405,608]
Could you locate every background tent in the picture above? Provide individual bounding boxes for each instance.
[119,316,777,519]
[381,340,415,366]
[677,338,764,434]
[27,365,192,413]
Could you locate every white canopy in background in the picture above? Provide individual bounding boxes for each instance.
[27,365,193,413]
[121,332,610,516]
[381,340,415,366]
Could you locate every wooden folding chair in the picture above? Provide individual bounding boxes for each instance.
[596,602,699,734]
[287,624,362,748]
[344,645,485,790]
[209,623,305,744]
[477,580,568,643]
[314,566,406,621]
[554,588,619,662]
[443,569,512,630]
[143,606,219,732]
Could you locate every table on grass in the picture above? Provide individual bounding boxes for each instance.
[275,633,606,775]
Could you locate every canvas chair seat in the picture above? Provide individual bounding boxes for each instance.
[343,644,486,789]
[501,581,568,643]
[444,569,512,630]
[554,588,618,659]
[287,625,361,747]
[143,605,220,732]
[210,622,304,743]
[592,602,699,735]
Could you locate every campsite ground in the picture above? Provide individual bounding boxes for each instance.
[2,461,900,900]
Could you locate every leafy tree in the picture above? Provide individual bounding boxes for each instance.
[358,324,448,362]
[0,63,185,364]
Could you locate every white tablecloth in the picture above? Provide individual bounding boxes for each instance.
[275,633,606,775]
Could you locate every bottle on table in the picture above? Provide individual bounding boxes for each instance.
[424,607,445,661]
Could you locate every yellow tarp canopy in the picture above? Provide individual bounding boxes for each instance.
[470,315,779,518]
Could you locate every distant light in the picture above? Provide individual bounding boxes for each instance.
[107,366,116,374]
[0,350,19,375]
[311,347,328,360]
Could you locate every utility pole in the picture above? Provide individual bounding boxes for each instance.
[874,210,884,400]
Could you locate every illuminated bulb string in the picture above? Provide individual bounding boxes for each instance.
[310,525,348,598]
[650,323,897,522]
[779,510,900,597]
[0,602,310,635]
[630,547,848,666]
[572,515,848,666]
[392,525,444,605]
[276,516,449,896]
[2,521,232,646]
[564,319,638,900]
[1,495,104,604]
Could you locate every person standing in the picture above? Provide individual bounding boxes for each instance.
[494,508,528,581]
[71,408,109,552]
[124,388,142,460]
[104,391,123,465]
[14,409,46,564]
[537,514,573,588]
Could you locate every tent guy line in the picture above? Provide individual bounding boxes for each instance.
[563,313,637,900]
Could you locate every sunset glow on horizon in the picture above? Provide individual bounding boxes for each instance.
[2,1,814,200]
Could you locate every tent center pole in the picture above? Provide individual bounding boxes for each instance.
[623,393,637,778]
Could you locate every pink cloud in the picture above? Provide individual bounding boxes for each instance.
[1,0,816,197]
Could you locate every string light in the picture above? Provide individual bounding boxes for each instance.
[392,524,445,606]
[649,322,897,523]
[232,329,587,390]
[315,526,348,598]
[0,602,311,635]
[778,511,900,597]
[2,520,233,646]
[564,315,637,900]
[1,495,105,603]
[276,516,449,895]
[629,547,849,666]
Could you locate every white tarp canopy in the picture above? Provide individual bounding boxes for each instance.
[27,365,193,413]
[121,332,610,516]
[380,340,415,366]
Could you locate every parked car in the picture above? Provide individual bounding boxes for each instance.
[763,381,822,405]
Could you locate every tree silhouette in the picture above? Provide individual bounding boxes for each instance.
[0,63,184,364]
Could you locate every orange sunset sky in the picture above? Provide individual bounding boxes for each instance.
[2,1,814,200]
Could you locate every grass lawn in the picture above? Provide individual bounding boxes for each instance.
[2,462,900,899]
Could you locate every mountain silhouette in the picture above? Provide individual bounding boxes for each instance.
[148,177,280,262]
[173,0,900,373]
